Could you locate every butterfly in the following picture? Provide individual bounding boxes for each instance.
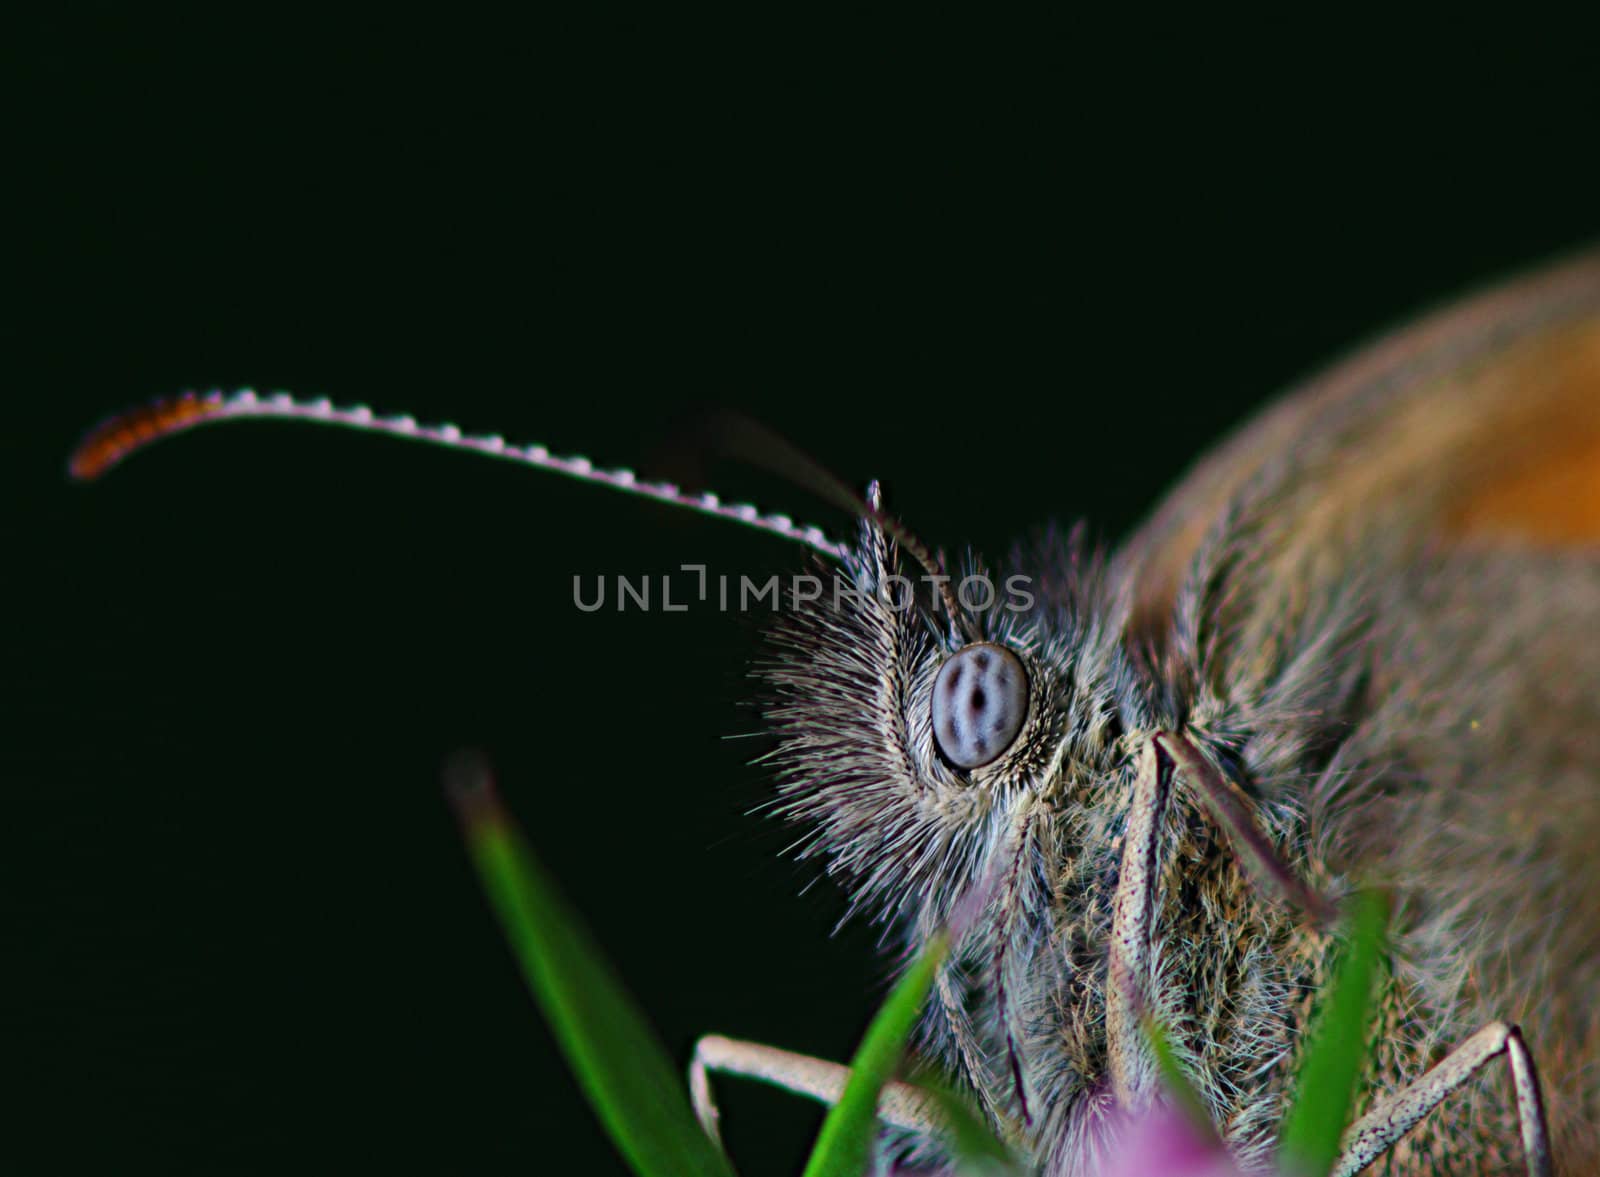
[71,244,1600,1174]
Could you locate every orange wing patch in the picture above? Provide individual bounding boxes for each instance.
[1447,417,1600,547]
[1442,315,1600,547]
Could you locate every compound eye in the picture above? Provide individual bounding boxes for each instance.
[931,642,1029,769]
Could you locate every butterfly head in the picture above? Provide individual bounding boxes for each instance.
[754,505,1137,933]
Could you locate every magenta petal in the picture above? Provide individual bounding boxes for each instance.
[1096,1103,1251,1177]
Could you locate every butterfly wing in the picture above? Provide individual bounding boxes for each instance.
[1112,245,1600,1166]
[1117,245,1600,640]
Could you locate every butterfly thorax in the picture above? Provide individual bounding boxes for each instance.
[757,520,1381,1170]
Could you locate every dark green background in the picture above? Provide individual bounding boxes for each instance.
[9,17,1598,1175]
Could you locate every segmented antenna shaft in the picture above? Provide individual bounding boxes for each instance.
[69,389,848,557]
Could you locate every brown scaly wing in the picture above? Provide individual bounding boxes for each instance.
[1113,245,1600,1168]
[1116,245,1600,642]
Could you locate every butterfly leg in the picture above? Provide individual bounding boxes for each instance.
[687,1034,941,1146]
[1156,731,1338,925]
[1330,1021,1550,1177]
[1105,739,1172,1105]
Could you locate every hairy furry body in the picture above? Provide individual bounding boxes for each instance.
[758,250,1600,1174]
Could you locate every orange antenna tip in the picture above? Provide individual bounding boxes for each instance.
[69,391,226,481]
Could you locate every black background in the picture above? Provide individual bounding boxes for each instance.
[8,16,1599,1175]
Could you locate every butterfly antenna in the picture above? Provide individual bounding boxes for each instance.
[711,413,979,641]
[68,389,847,558]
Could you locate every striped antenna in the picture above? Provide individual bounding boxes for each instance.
[69,388,849,558]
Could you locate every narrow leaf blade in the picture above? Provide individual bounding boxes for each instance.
[449,757,736,1177]
[802,934,949,1177]
[1278,890,1391,1177]
[1141,1011,1220,1147]
[917,1082,1021,1174]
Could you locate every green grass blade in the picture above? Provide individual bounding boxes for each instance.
[1141,1011,1219,1146]
[1277,890,1391,1177]
[448,756,736,1177]
[916,1082,1021,1174]
[801,933,949,1177]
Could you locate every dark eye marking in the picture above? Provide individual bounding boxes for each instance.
[931,642,1029,770]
